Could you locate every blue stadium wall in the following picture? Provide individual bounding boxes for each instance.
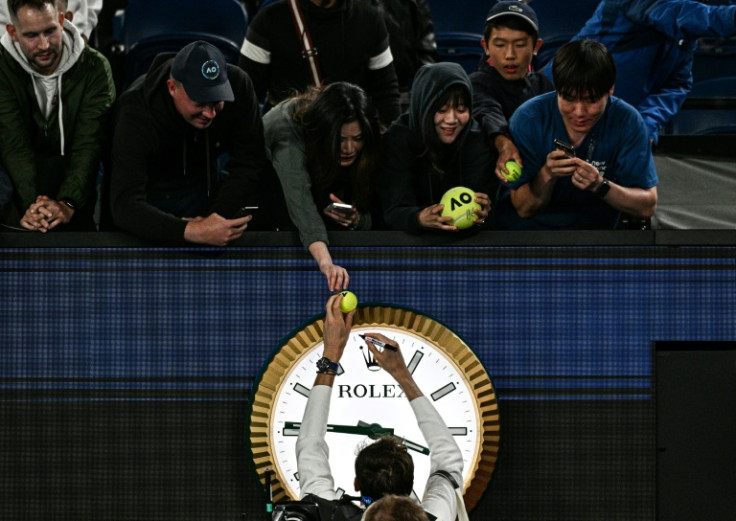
[1,231,734,520]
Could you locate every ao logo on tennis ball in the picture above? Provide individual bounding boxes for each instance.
[440,186,481,229]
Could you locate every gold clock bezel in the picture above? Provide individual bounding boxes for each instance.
[248,305,500,512]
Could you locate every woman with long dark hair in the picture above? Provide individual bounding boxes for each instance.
[264,81,383,290]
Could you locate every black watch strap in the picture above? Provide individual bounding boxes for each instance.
[593,179,610,198]
[59,198,78,210]
[316,357,339,374]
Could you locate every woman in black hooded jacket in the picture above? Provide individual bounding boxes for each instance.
[379,62,497,233]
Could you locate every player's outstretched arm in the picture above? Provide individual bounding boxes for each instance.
[295,294,356,499]
[363,333,463,521]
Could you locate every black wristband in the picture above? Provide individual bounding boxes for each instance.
[59,198,78,210]
[593,179,610,199]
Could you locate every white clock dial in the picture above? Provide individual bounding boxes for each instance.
[249,306,499,512]
[271,326,482,500]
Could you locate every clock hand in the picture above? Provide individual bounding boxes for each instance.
[397,438,430,455]
[357,420,430,455]
[284,421,394,437]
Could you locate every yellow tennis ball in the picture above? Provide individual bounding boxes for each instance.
[339,291,358,313]
[439,186,481,230]
[503,160,522,182]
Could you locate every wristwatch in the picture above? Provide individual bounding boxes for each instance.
[59,198,78,210]
[593,179,611,198]
[315,356,339,374]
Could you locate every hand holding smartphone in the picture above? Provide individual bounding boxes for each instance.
[553,139,576,158]
[232,206,258,219]
[323,202,356,216]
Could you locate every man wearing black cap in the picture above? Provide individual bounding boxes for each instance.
[110,40,279,246]
[470,0,553,185]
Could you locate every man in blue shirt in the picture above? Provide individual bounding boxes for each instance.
[495,39,658,230]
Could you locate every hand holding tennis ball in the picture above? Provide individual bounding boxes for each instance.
[339,291,358,313]
[503,160,522,182]
[439,186,481,230]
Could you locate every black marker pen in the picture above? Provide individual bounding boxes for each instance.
[359,334,398,351]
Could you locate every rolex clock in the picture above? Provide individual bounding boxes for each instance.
[248,305,499,511]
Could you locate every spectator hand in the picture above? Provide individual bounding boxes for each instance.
[323,193,360,229]
[308,241,349,292]
[473,192,491,225]
[417,204,456,231]
[545,150,577,179]
[183,212,251,246]
[20,195,74,232]
[318,260,349,292]
[570,158,603,192]
[495,135,523,183]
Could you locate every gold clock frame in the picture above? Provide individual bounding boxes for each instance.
[248,305,500,512]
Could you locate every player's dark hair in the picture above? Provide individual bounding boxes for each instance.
[552,39,616,102]
[355,436,414,501]
[293,81,382,213]
[484,15,539,41]
[364,495,430,521]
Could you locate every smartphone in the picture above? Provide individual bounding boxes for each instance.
[323,202,355,215]
[553,139,576,158]
[232,206,258,219]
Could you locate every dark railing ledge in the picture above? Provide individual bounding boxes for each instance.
[2,229,736,249]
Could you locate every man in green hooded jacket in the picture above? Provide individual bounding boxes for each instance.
[0,0,114,232]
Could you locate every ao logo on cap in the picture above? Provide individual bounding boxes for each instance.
[201,60,221,80]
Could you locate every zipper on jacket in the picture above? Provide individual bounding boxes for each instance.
[205,131,211,198]
[182,137,187,177]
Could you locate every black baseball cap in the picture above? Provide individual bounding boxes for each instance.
[171,41,234,103]
[485,1,539,33]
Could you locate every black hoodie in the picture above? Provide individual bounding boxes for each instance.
[109,56,272,244]
[380,62,497,232]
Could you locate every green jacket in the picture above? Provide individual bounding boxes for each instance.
[0,24,115,227]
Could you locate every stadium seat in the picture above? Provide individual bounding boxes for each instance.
[692,36,736,82]
[117,0,248,86]
[426,0,486,35]
[435,31,484,75]
[663,76,736,135]
[532,0,599,69]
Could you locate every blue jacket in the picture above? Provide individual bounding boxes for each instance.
[545,0,736,143]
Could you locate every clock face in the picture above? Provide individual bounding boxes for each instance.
[249,306,499,512]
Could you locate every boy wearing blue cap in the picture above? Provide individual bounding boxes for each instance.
[470,0,553,184]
